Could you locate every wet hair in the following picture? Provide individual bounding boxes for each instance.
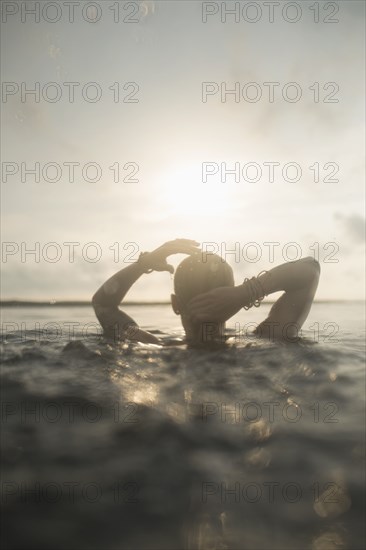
[173,252,234,308]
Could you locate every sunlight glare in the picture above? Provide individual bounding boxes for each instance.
[159,165,230,217]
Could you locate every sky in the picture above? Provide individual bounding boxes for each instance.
[1,0,365,302]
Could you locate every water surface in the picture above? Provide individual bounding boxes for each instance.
[1,303,365,549]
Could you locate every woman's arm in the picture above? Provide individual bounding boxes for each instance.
[92,239,200,342]
[92,261,147,309]
[187,257,320,340]
[247,257,321,340]
[92,261,157,343]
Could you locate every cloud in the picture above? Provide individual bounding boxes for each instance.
[334,213,365,243]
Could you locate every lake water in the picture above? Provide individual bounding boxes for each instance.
[1,302,365,550]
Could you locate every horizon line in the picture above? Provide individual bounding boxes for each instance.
[1,299,365,307]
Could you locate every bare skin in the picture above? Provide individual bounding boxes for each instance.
[92,239,201,344]
[187,257,321,341]
[92,239,320,345]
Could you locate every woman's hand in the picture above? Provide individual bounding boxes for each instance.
[187,285,245,322]
[138,239,200,274]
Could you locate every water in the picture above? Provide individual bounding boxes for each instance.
[1,303,365,550]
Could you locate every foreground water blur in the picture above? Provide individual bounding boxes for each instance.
[1,303,365,550]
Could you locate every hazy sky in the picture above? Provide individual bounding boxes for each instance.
[1,0,365,301]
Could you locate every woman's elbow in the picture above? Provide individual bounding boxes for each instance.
[301,256,321,282]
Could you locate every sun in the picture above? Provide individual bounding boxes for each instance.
[159,165,230,217]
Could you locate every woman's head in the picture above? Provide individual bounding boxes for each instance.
[171,252,234,342]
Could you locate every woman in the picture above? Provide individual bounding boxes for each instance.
[92,238,320,345]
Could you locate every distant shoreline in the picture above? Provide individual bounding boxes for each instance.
[0,301,171,307]
[0,300,363,307]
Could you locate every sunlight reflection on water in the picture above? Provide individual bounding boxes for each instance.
[1,303,365,549]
